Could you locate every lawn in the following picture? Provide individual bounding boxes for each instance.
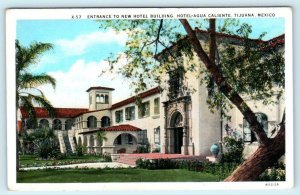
[17,168,220,182]
[20,155,105,167]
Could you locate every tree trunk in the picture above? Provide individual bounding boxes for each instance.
[179,19,286,181]
[225,122,285,181]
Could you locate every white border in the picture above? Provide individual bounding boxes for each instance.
[6,7,293,191]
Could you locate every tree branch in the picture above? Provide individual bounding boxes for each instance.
[209,19,217,68]
[179,18,270,146]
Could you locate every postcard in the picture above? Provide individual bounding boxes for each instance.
[6,7,293,190]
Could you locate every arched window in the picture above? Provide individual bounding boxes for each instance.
[105,95,109,104]
[101,116,111,127]
[65,119,74,130]
[52,119,62,130]
[87,116,97,129]
[100,95,104,103]
[26,118,37,129]
[243,113,268,142]
[96,94,100,102]
[39,119,49,128]
[170,112,183,128]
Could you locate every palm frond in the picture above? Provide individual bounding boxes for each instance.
[18,87,46,98]
[18,73,56,90]
[19,95,37,127]
[26,94,56,118]
[16,40,53,72]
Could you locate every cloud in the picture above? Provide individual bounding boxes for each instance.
[56,29,127,55]
[39,58,131,108]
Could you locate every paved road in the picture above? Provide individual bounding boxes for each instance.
[20,162,135,171]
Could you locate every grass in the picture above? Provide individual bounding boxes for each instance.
[17,168,219,183]
[20,154,104,167]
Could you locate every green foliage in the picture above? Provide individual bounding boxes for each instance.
[97,19,284,115]
[136,145,150,153]
[95,131,107,144]
[220,136,244,163]
[22,127,61,159]
[135,158,238,180]
[259,162,286,181]
[16,40,56,124]
[75,145,87,156]
[17,168,220,183]
[151,148,160,153]
[20,154,111,168]
[99,153,112,162]
[202,162,240,180]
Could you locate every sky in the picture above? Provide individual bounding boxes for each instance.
[16,18,285,108]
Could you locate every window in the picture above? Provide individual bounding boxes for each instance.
[138,130,148,145]
[101,116,111,127]
[168,66,184,100]
[87,116,97,129]
[100,95,104,103]
[115,110,123,123]
[114,135,122,145]
[26,118,37,129]
[52,119,62,130]
[154,126,160,144]
[138,101,150,118]
[124,134,133,144]
[39,119,49,128]
[154,98,160,115]
[243,113,268,142]
[65,119,74,130]
[125,106,135,120]
[96,94,100,102]
[105,95,109,103]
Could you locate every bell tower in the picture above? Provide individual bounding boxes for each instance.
[86,86,115,111]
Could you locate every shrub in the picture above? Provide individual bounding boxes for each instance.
[259,162,286,181]
[151,148,160,153]
[220,136,244,163]
[75,145,87,156]
[100,153,112,162]
[202,162,239,180]
[24,127,61,159]
[136,145,149,153]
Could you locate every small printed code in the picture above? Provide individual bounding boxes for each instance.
[265,183,279,187]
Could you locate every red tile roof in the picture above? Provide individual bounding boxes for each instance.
[111,86,160,110]
[265,34,285,49]
[79,124,141,134]
[155,29,285,59]
[20,107,88,118]
[195,28,266,44]
[100,124,141,131]
[86,86,115,92]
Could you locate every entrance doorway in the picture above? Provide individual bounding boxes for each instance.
[173,127,183,154]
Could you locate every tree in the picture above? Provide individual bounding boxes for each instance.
[98,18,285,181]
[23,127,60,159]
[16,40,56,170]
[95,131,108,154]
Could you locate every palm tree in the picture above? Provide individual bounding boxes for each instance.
[15,40,56,170]
[95,131,108,154]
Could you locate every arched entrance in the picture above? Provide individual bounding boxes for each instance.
[170,112,184,154]
[113,133,138,153]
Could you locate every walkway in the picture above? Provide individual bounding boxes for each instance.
[20,162,134,171]
[116,153,207,165]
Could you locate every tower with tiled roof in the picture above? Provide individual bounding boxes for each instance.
[86,86,115,111]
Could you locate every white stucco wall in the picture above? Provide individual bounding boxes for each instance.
[111,93,164,151]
